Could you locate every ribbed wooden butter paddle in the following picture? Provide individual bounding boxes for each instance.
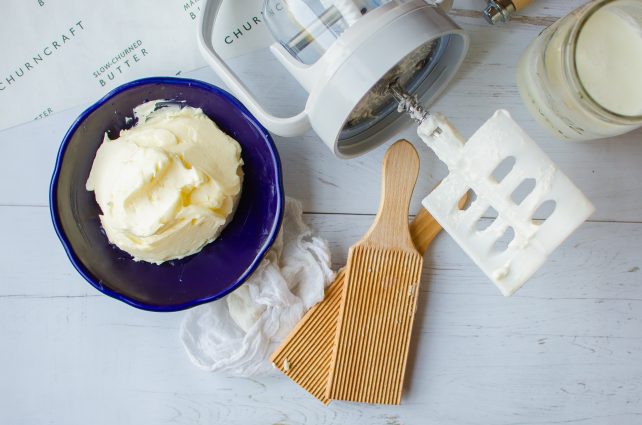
[270,206,444,404]
[326,139,422,404]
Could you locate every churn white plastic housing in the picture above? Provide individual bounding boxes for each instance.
[198,0,469,158]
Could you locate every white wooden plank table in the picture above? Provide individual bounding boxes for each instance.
[1,1,641,424]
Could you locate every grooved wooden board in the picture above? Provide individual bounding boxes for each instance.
[270,269,345,404]
[327,141,423,404]
[269,208,444,404]
[328,247,423,404]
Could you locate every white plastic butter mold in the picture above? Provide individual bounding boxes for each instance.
[418,110,595,296]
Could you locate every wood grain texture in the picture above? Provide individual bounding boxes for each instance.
[358,141,420,250]
[1,1,641,223]
[512,0,535,12]
[328,246,423,404]
[1,208,642,424]
[269,210,443,404]
[410,208,447,254]
[1,1,642,423]
[269,269,345,405]
[328,141,423,404]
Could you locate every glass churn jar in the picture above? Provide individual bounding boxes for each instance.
[517,0,642,141]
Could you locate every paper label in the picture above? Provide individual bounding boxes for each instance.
[0,0,273,130]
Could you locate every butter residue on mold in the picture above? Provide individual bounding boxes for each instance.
[86,100,243,265]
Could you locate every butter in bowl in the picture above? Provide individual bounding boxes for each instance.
[50,77,283,312]
[86,99,244,265]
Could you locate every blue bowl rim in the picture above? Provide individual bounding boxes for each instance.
[49,76,284,312]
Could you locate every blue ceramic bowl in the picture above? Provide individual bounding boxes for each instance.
[50,77,284,312]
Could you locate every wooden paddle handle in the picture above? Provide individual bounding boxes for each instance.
[410,192,468,254]
[363,140,420,249]
[512,0,533,11]
[410,208,443,254]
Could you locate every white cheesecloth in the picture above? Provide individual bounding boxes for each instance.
[180,198,335,376]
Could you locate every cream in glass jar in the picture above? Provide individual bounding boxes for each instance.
[517,0,642,141]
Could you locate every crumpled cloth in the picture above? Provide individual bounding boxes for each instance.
[180,197,335,376]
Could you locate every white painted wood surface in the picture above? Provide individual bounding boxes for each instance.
[1,1,641,424]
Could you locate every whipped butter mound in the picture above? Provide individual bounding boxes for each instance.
[86,100,243,265]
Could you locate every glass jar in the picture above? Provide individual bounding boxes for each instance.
[517,0,642,141]
[263,0,410,65]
